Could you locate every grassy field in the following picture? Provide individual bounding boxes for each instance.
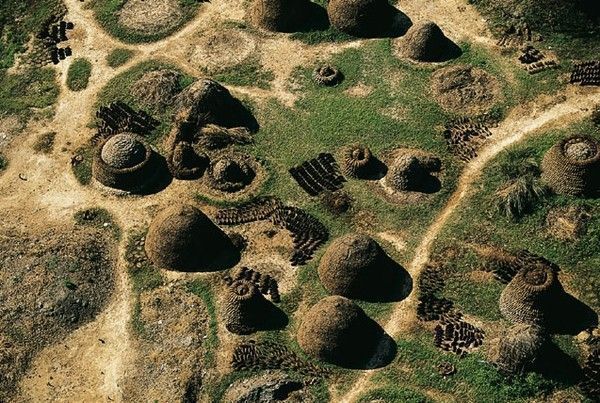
[66,58,93,91]
[0,68,59,118]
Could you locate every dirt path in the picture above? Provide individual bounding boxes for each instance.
[336,87,600,403]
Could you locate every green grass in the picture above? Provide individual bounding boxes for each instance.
[90,0,201,43]
[106,48,135,68]
[212,59,274,89]
[32,131,56,154]
[186,279,219,367]
[66,58,93,91]
[0,68,59,117]
[74,207,121,239]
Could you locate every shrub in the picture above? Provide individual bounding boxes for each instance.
[495,175,549,220]
[66,58,93,91]
[106,48,134,68]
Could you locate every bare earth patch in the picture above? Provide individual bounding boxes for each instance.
[188,28,257,74]
[118,0,184,34]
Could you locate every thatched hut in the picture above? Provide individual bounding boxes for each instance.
[386,153,426,191]
[327,0,400,37]
[92,133,156,191]
[541,135,600,197]
[145,204,236,271]
[499,258,564,326]
[392,21,461,62]
[250,0,312,32]
[495,324,547,375]
[297,295,384,366]
[318,233,410,301]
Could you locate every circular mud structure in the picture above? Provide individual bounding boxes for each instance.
[117,0,185,35]
[92,133,158,192]
[431,64,501,115]
[188,28,257,74]
[199,152,265,201]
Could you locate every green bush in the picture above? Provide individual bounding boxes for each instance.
[66,58,93,91]
[106,48,134,68]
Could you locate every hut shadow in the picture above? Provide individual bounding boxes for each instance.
[418,174,442,194]
[547,292,598,335]
[437,40,463,62]
[203,241,242,272]
[358,157,388,180]
[297,2,330,32]
[135,154,173,195]
[257,299,289,331]
[360,256,413,303]
[224,97,260,133]
[344,326,397,370]
[533,342,584,386]
[380,6,412,38]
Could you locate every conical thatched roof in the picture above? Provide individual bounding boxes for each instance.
[145,204,236,271]
[224,279,266,335]
[341,143,373,178]
[541,135,600,197]
[387,153,425,191]
[499,258,564,326]
[392,21,461,62]
[495,324,547,375]
[327,0,399,37]
[297,295,384,367]
[318,233,410,301]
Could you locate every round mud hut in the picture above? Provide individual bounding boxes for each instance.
[327,0,398,37]
[167,141,208,180]
[392,21,460,62]
[250,0,312,32]
[207,155,256,192]
[297,295,385,367]
[495,324,547,375]
[224,279,266,335]
[341,143,374,178]
[499,259,564,327]
[145,204,236,271]
[318,233,410,301]
[92,133,156,192]
[541,135,600,197]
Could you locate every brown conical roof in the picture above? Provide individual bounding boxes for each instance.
[145,204,235,271]
[495,324,547,375]
[327,0,397,37]
[393,21,460,62]
[318,233,410,301]
[297,295,384,367]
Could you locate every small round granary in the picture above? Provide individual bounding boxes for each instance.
[541,135,600,197]
[341,144,374,178]
[297,295,385,367]
[327,0,397,37]
[145,204,235,271]
[92,133,156,192]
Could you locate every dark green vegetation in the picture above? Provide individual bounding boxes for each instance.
[32,131,56,153]
[0,154,7,171]
[66,58,93,91]
[72,146,94,185]
[89,0,201,43]
[469,0,600,58]
[106,48,135,68]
